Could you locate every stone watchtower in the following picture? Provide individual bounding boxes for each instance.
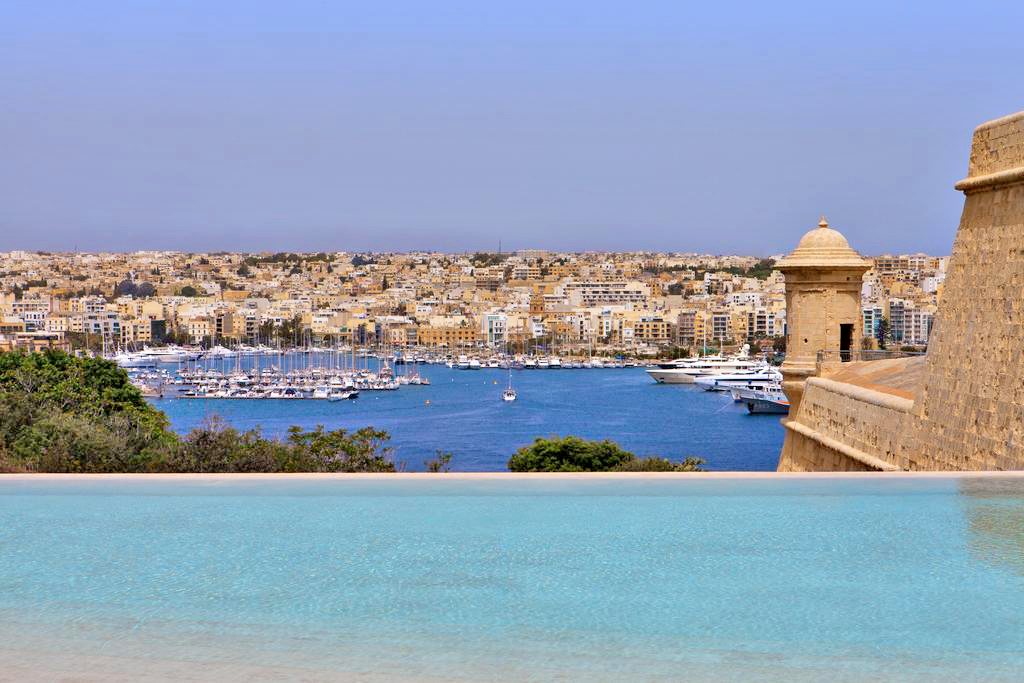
[777,218,871,413]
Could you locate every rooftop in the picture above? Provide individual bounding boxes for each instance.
[777,217,872,270]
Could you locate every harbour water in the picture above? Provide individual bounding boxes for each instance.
[2,475,1023,681]
[151,362,785,471]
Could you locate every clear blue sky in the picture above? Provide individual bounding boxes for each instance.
[1,1,1021,255]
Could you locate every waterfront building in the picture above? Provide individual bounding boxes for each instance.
[1,229,944,357]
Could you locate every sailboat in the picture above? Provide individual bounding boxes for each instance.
[502,342,517,401]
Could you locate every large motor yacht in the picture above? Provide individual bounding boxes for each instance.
[694,367,782,392]
[645,351,764,384]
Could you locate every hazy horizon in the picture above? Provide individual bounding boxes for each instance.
[2,246,944,259]
[3,1,1022,255]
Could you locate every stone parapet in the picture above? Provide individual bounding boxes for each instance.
[964,111,1024,179]
[778,377,910,471]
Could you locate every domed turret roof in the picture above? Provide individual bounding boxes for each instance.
[777,217,871,269]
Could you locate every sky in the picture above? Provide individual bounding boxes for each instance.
[1,1,1022,256]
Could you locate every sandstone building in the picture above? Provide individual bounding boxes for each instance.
[778,110,1024,471]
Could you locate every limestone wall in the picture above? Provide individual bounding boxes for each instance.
[778,378,909,472]
[777,110,1024,472]
[901,112,1024,470]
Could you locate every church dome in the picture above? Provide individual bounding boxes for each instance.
[777,217,871,269]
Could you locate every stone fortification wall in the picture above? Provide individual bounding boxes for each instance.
[777,110,1024,472]
[900,112,1024,470]
[778,378,908,472]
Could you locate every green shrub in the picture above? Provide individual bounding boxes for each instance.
[508,436,704,472]
[0,350,397,473]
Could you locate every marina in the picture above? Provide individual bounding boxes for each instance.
[151,358,786,471]
[119,344,672,400]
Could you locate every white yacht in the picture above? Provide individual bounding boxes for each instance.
[113,352,157,368]
[694,367,781,392]
[645,345,763,384]
[731,384,789,414]
[205,345,236,358]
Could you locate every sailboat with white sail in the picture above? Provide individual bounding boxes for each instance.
[502,342,517,401]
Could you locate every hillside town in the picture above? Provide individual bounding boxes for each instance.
[0,247,944,357]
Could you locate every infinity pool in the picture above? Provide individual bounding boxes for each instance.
[1,474,1022,681]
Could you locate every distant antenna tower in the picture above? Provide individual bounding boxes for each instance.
[498,239,502,254]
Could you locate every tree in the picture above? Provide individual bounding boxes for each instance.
[507,436,704,472]
[0,350,173,472]
[876,317,891,350]
[283,425,395,472]
[425,450,453,472]
[257,320,276,343]
[237,263,251,277]
[179,285,199,297]
[0,351,403,474]
[114,278,137,297]
[508,436,632,472]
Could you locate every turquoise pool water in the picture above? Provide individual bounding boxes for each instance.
[2,475,1023,681]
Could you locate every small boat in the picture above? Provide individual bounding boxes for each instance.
[502,345,517,401]
[732,384,789,414]
[327,387,359,401]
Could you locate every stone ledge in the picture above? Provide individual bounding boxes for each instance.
[783,418,901,472]
[806,376,916,412]
[955,166,1024,194]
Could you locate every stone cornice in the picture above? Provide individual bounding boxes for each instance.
[955,166,1024,194]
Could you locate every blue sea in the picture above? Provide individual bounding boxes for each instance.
[151,363,785,471]
[1,475,1023,681]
